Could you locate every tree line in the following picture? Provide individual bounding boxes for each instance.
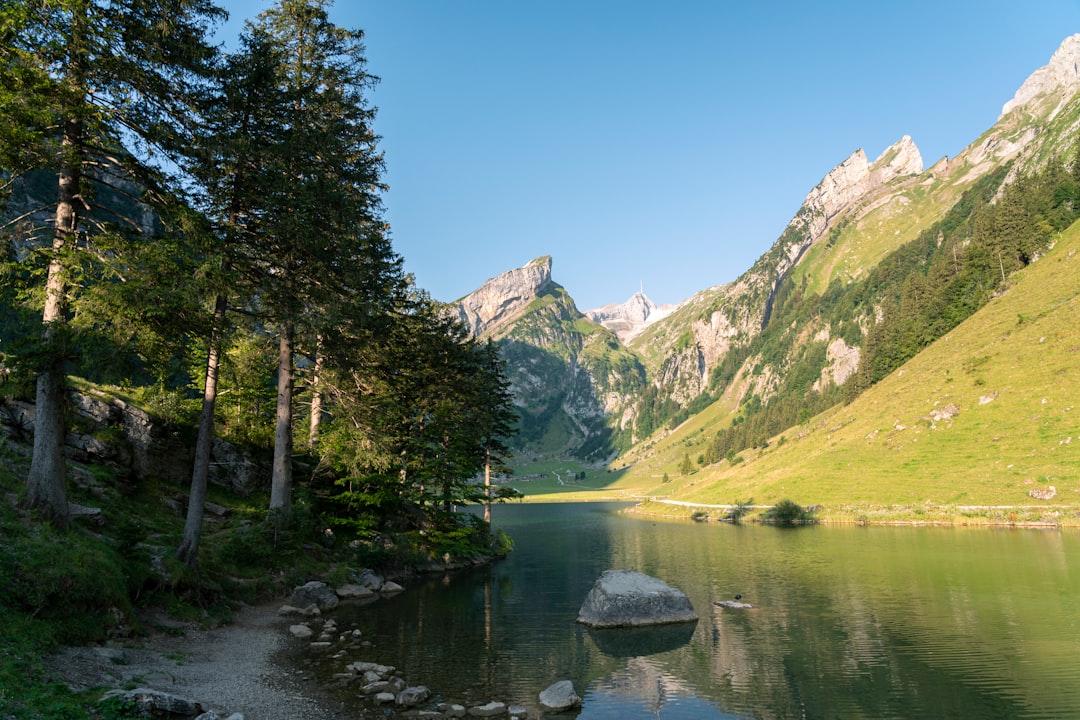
[0,0,518,569]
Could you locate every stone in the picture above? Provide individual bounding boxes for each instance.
[444,704,468,718]
[507,704,527,718]
[468,701,507,716]
[380,580,404,595]
[347,661,395,677]
[539,680,582,711]
[277,603,320,617]
[396,685,431,707]
[577,569,697,628]
[335,583,375,599]
[288,624,314,639]
[291,581,339,611]
[374,692,396,704]
[353,569,384,591]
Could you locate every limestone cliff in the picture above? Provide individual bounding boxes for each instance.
[585,290,678,343]
[454,256,553,338]
[453,260,646,461]
[630,135,924,404]
[1001,34,1080,119]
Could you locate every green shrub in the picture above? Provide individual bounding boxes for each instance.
[764,499,814,526]
[728,498,754,524]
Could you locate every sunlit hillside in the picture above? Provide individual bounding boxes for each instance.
[528,218,1080,524]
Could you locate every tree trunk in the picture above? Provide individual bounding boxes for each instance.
[177,292,228,568]
[269,322,295,525]
[484,450,492,524]
[308,333,324,449]
[25,116,82,527]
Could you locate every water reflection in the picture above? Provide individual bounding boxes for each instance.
[325,505,1080,719]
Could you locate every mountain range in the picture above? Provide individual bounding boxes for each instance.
[452,35,1080,508]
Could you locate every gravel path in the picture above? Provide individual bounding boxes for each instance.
[45,601,354,719]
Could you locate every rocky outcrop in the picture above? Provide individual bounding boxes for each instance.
[0,391,268,494]
[813,338,861,392]
[795,136,924,260]
[1001,34,1080,118]
[577,569,698,628]
[454,256,553,338]
[290,581,340,612]
[585,290,678,342]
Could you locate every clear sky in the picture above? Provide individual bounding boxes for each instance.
[216,1,1080,310]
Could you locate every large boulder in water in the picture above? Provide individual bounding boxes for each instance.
[577,569,697,628]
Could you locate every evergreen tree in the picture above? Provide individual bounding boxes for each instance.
[243,0,402,528]
[0,0,223,525]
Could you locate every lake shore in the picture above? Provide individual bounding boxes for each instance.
[45,599,355,720]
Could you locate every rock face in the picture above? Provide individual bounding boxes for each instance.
[577,570,698,628]
[0,390,268,494]
[454,256,646,461]
[585,290,678,342]
[1001,34,1080,118]
[454,256,553,338]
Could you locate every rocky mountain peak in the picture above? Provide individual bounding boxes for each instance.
[585,289,677,342]
[803,136,923,237]
[1001,34,1080,118]
[454,256,553,338]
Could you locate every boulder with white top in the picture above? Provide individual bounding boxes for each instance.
[577,569,697,628]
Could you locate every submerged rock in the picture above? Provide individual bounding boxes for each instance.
[715,600,755,609]
[577,569,697,628]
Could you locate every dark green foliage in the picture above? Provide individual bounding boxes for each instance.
[853,159,1080,390]
[764,499,814,525]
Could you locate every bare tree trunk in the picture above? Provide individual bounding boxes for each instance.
[177,292,228,568]
[25,116,82,527]
[269,322,295,525]
[484,450,492,524]
[308,333,324,449]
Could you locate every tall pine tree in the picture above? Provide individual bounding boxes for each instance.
[1,0,223,525]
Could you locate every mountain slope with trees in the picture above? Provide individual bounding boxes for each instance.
[458,35,1080,503]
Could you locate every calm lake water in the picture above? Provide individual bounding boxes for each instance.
[323,503,1080,719]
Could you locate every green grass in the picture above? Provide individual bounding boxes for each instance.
[618,218,1080,523]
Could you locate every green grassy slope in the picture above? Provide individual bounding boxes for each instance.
[528,218,1080,522]
[653,218,1080,521]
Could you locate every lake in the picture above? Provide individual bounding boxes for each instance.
[323,503,1080,719]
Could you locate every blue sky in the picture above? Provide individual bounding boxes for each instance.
[217,1,1080,310]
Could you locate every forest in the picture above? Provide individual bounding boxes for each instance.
[0,0,520,574]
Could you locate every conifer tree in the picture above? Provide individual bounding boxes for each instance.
[246,0,402,527]
[0,0,223,525]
